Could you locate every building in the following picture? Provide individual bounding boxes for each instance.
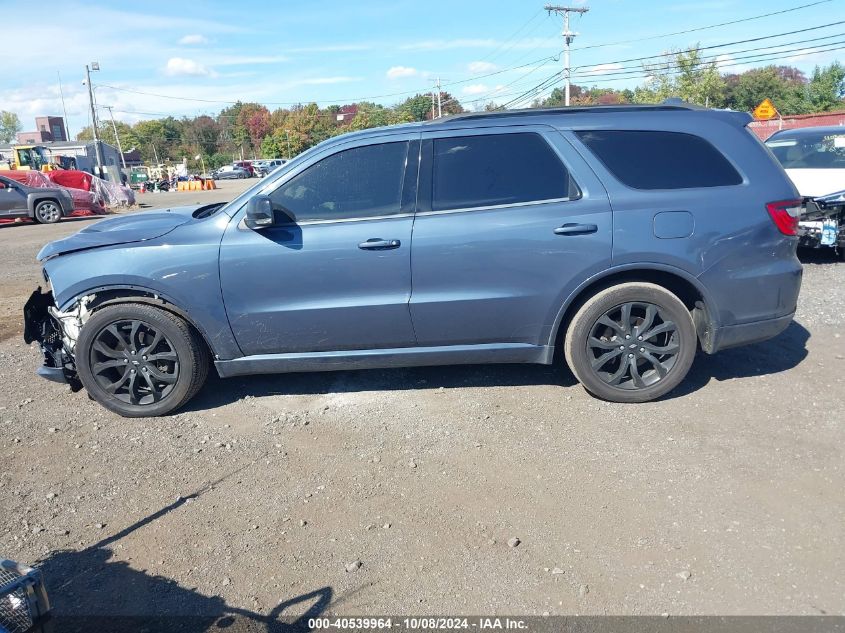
[121,148,143,167]
[16,116,69,144]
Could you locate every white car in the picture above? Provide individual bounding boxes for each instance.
[766,126,845,197]
[766,126,845,257]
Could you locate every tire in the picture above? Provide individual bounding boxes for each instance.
[76,304,209,417]
[33,200,62,224]
[564,282,697,403]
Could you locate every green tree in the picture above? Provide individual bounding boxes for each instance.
[0,111,22,143]
[806,62,845,112]
[398,94,434,121]
[636,47,725,107]
[183,115,220,156]
[723,66,806,114]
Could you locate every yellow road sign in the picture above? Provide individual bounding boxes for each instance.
[753,98,778,120]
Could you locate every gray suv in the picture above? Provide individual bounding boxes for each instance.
[0,174,74,224]
[26,104,803,417]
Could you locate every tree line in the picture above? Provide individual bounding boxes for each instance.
[38,50,845,168]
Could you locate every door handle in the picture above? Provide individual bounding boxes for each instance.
[554,223,598,236]
[358,238,401,250]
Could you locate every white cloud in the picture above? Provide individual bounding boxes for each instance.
[468,61,498,74]
[163,57,215,77]
[462,84,489,96]
[386,66,418,79]
[179,34,208,45]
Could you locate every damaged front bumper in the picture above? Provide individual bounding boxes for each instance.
[23,286,86,391]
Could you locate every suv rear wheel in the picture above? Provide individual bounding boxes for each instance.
[76,304,209,417]
[564,282,697,403]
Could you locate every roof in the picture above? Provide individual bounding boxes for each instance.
[0,140,117,151]
[767,125,845,139]
[323,103,748,149]
[428,103,700,124]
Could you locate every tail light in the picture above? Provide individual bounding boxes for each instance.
[766,199,803,236]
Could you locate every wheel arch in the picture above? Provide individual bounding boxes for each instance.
[549,264,718,356]
[29,194,62,218]
[67,286,218,359]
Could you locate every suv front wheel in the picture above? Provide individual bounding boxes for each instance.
[564,282,697,403]
[76,304,209,417]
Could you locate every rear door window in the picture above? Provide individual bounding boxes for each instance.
[431,133,576,211]
[576,130,743,189]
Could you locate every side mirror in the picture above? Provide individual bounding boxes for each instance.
[245,195,277,229]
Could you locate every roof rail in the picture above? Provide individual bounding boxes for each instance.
[432,103,700,124]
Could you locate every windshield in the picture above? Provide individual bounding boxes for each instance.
[766,130,845,169]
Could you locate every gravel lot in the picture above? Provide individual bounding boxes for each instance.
[1,181,843,622]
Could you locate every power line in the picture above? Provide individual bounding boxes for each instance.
[573,30,845,77]
[573,41,845,84]
[93,53,562,110]
[571,0,833,51]
[475,9,546,63]
[572,19,845,70]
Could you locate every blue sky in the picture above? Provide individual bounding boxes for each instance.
[1,0,842,136]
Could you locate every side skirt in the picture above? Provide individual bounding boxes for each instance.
[215,343,554,378]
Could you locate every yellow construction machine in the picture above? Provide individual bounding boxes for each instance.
[0,145,59,172]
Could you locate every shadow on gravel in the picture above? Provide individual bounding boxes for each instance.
[668,320,810,399]
[185,359,579,413]
[36,476,335,632]
[185,321,810,410]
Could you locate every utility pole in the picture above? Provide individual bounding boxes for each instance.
[436,77,442,118]
[57,71,71,140]
[431,89,436,120]
[104,106,126,169]
[545,5,589,106]
[85,62,106,177]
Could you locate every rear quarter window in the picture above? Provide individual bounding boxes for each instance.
[576,130,743,190]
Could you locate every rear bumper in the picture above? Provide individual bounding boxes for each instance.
[710,312,795,353]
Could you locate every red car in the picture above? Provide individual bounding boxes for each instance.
[233,161,255,177]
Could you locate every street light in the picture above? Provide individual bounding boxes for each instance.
[85,62,106,178]
[194,154,207,179]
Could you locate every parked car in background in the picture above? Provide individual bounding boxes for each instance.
[766,126,845,257]
[26,104,803,417]
[0,174,74,224]
[233,161,255,177]
[254,159,288,177]
[212,166,249,180]
[765,126,845,197]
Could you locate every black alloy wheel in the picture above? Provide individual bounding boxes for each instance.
[89,319,179,405]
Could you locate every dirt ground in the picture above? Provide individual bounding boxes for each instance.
[1,180,843,623]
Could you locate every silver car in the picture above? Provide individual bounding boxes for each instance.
[0,174,74,224]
